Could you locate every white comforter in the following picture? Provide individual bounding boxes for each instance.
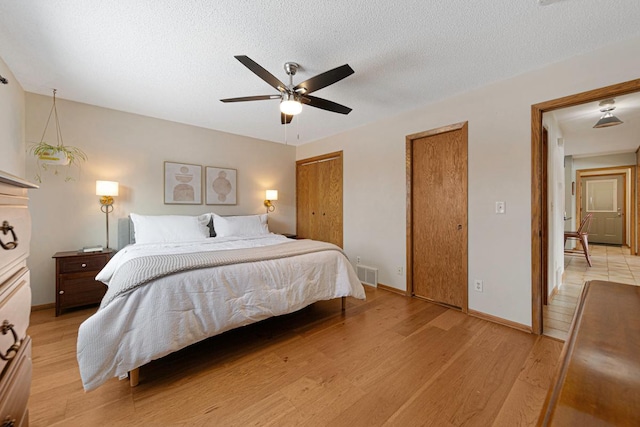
[77,234,366,391]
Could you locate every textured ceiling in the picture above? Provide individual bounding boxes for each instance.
[1,1,640,145]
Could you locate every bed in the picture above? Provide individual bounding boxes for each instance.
[76,213,366,391]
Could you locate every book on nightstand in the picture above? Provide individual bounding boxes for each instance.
[80,245,104,253]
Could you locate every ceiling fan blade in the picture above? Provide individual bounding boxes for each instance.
[294,64,354,94]
[281,112,293,125]
[302,95,352,114]
[220,95,280,103]
[235,55,287,92]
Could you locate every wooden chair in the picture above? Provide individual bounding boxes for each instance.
[564,213,594,267]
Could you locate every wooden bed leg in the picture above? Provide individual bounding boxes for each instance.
[341,296,346,311]
[129,368,139,387]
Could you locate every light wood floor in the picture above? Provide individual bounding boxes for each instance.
[544,244,640,341]
[28,288,563,426]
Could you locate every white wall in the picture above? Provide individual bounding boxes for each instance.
[25,93,296,305]
[572,152,637,171]
[564,156,574,232]
[297,36,640,327]
[543,114,565,296]
[0,56,25,177]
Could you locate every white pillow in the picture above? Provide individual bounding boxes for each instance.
[130,213,211,244]
[213,214,269,238]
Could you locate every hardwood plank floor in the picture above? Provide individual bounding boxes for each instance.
[28,288,563,426]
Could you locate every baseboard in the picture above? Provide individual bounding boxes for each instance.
[377,283,408,296]
[549,284,559,302]
[468,309,533,334]
[31,303,55,312]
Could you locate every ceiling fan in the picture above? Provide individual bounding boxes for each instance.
[220,55,354,124]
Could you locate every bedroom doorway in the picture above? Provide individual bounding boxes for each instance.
[531,78,640,335]
[406,122,468,311]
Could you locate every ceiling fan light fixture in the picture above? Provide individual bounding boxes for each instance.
[280,95,302,116]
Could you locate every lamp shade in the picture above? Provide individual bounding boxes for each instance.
[265,190,278,201]
[280,100,302,116]
[593,112,623,128]
[96,180,119,196]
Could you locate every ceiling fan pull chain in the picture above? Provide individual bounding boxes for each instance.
[284,115,288,145]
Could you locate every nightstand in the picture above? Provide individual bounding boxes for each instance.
[53,249,114,316]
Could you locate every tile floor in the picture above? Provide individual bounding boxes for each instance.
[543,244,640,341]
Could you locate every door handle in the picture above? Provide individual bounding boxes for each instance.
[457,224,462,230]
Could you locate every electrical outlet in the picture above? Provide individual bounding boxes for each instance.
[397,266,403,276]
[357,256,361,264]
[474,279,483,292]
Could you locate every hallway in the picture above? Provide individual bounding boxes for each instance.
[544,244,640,340]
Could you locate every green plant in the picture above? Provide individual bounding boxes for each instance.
[29,141,88,183]
[29,89,88,183]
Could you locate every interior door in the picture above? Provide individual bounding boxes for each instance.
[410,122,468,310]
[581,175,624,245]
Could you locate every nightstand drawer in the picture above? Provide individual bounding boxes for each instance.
[58,255,108,274]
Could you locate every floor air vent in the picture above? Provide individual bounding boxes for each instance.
[356,265,378,287]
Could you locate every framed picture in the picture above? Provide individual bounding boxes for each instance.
[205,167,237,205]
[164,161,202,204]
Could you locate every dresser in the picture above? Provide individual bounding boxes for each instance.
[53,249,114,317]
[538,281,640,426]
[0,170,37,427]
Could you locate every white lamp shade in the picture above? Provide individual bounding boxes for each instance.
[279,100,302,115]
[96,180,119,196]
[265,190,278,201]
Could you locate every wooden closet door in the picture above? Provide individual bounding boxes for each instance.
[296,152,343,247]
[323,157,343,247]
[296,161,313,239]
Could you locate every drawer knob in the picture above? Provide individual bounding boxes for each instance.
[2,416,15,427]
[59,290,65,295]
[0,221,18,251]
[81,263,87,268]
[0,320,20,361]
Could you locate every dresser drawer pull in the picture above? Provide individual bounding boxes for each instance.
[2,416,15,427]
[0,320,20,361]
[59,290,65,295]
[81,263,87,268]
[0,221,18,251]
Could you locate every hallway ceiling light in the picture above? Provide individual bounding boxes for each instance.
[593,99,623,128]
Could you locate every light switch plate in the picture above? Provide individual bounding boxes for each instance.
[496,201,506,214]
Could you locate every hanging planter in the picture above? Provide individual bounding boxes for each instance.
[29,89,87,182]
[32,145,71,165]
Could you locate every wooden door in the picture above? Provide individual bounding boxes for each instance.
[320,158,343,247]
[581,174,625,245]
[408,122,468,311]
[297,161,320,240]
[542,127,549,305]
[296,152,343,247]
